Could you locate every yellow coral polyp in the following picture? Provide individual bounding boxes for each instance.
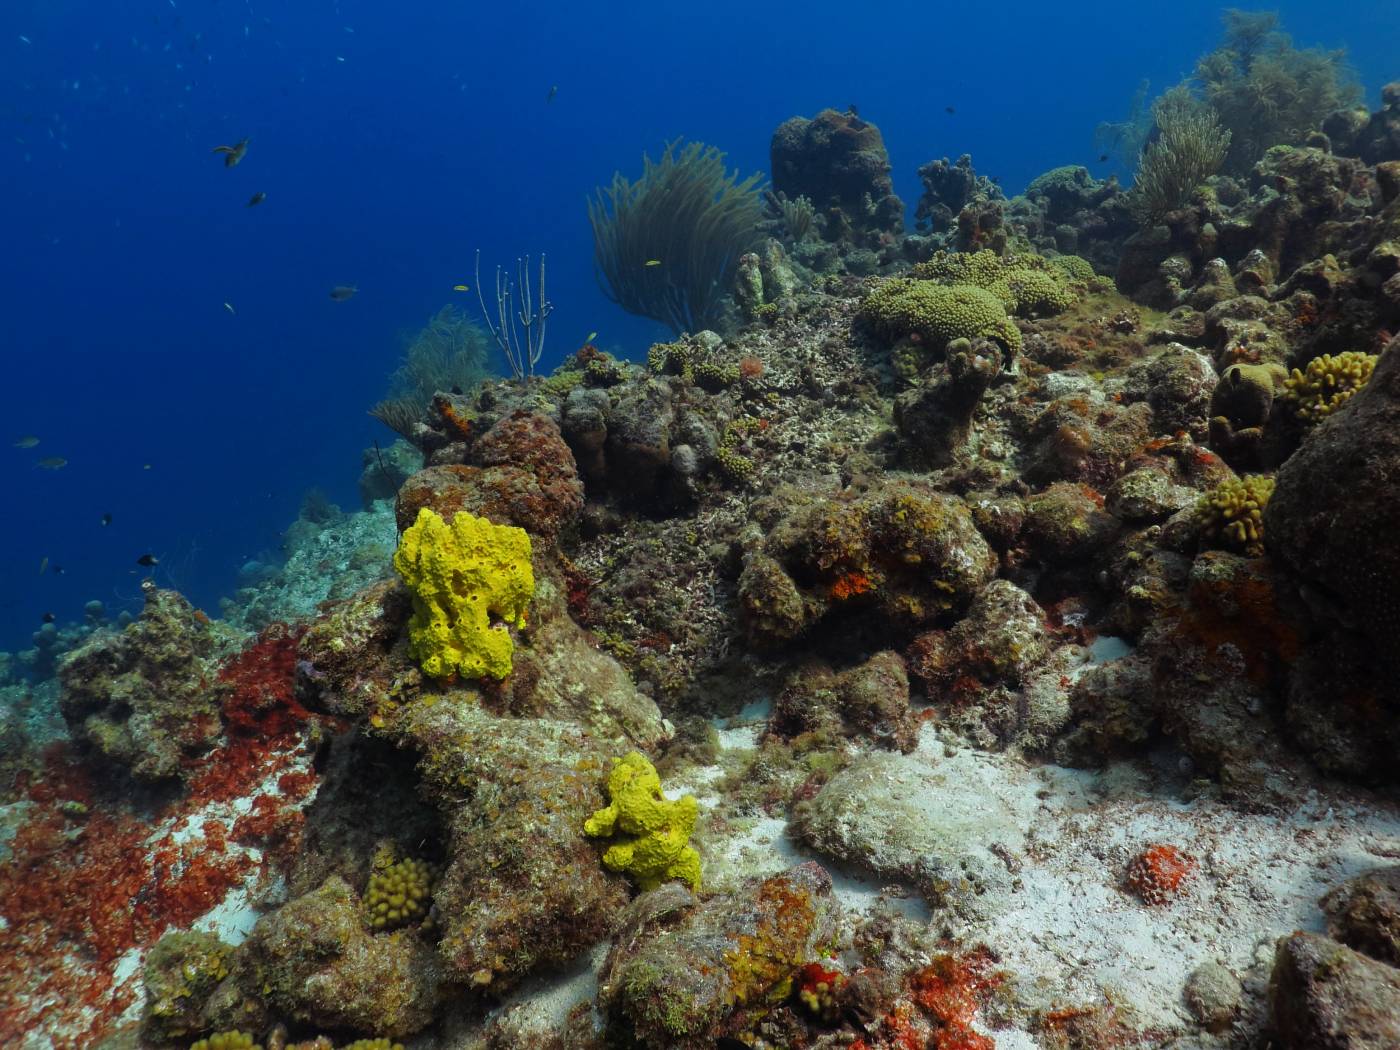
[393,507,534,681]
[1196,475,1276,556]
[1282,351,1377,423]
[584,751,702,892]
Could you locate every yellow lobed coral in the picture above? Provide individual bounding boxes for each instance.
[862,280,1022,353]
[393,507,534,681]
[584,751,702,892]
[364,856,432,931]
[1281,351,1377,423]
[1196,475,1275,556]
[190,1034,260,1050]
[342,1041,406,1050]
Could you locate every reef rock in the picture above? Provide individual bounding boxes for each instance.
[771,108,904,245]
[1269,931,1400,1050]
[597,863,838,1050]
[57,582,230,782]
[1323,866,1400,967]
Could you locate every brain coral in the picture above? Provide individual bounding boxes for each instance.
[862,279,1022,353]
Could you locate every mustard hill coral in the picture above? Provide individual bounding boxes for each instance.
[912,248,1081,317]
[392,507,534,681]
[190,1033,261,1050]
[343,1041,406,1050]
[585,751,702,891]
[1196,475,1276,556]
[364,856,432,931]
[862,280,1022,353]
[1281,351,1377,424]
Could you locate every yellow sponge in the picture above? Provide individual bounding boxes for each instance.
[585,751,701,892]
[393,507,534,681]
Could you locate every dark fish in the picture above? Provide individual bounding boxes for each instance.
[847,103,859,117]
[329,285,357,301]
[42,612,55,624]
[101,512,113,526]
[246,191,266,207]
[136,553,159,567]
[547,84,558,103]
[1098,153,1110,163]
[211,137,249,167]
[51,564,65,575]
[990,176,1001,185]
[945,106,955,115]
[36,456,67,470]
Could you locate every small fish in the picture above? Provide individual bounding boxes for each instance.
[19,35,32,45]
[246,191,266,207]
[100,512,112,526]
[143,463,152,470]
[36,456,67,469]
[1098,153,1110,163]
[945,106,956,115]
[211,137,249,167]
[39,557,48,575]
[329,285,357,301]
[547,84,558,103]
[644,259,662,267]
[847,103,859,117]
[136,553,159,567]
[13,435,39,448]
[42,612,55,624]
[587,331,598,342]
[51,564,64,575]
[990,176,1001,185]
[452,283,470,292]
[223,301,235,315]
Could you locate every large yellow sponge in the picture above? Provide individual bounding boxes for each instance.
[393,507,534,681]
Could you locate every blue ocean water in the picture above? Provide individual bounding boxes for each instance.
[1,0,1395,651]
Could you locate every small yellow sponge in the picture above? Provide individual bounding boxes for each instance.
[393,507,534,681]
[585,751,701,892]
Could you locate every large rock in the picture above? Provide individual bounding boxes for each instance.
[791,749,1036,918]
[597,863,838,1050]
[771,109,904,243]
[1269,931,1400,1049]
[57,582,230,782]
[1266,338,1400,778]
[1323,866,1400,967]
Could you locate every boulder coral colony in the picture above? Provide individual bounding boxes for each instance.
[6,36,1400,1050]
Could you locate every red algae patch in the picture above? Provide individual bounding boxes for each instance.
[0,625,328,1047]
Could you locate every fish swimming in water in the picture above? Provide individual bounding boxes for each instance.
[945,106,956,115]
[42,612,55,624]
[211,137,249,167]
[39,557,48,574]
[329,285,357,301]
[13,435,39,448]
[1098,153,1110,163]
[36,456,67,470]
[136,553,159,567]
[644,260,662,267]
[224,302,236,315]
[246,191,266,207]
[452,284,470,292]
[101,513,112,526]
[50,564,64,576]
[547,84,558,103]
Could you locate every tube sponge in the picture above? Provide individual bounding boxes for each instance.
[584,751,702,892]
[393,507,534,681]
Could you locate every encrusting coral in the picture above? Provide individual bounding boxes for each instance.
[392,507,534,680]
[584,751,702,891]
[1280,351,1377,423]
[1196,474,1276,556]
